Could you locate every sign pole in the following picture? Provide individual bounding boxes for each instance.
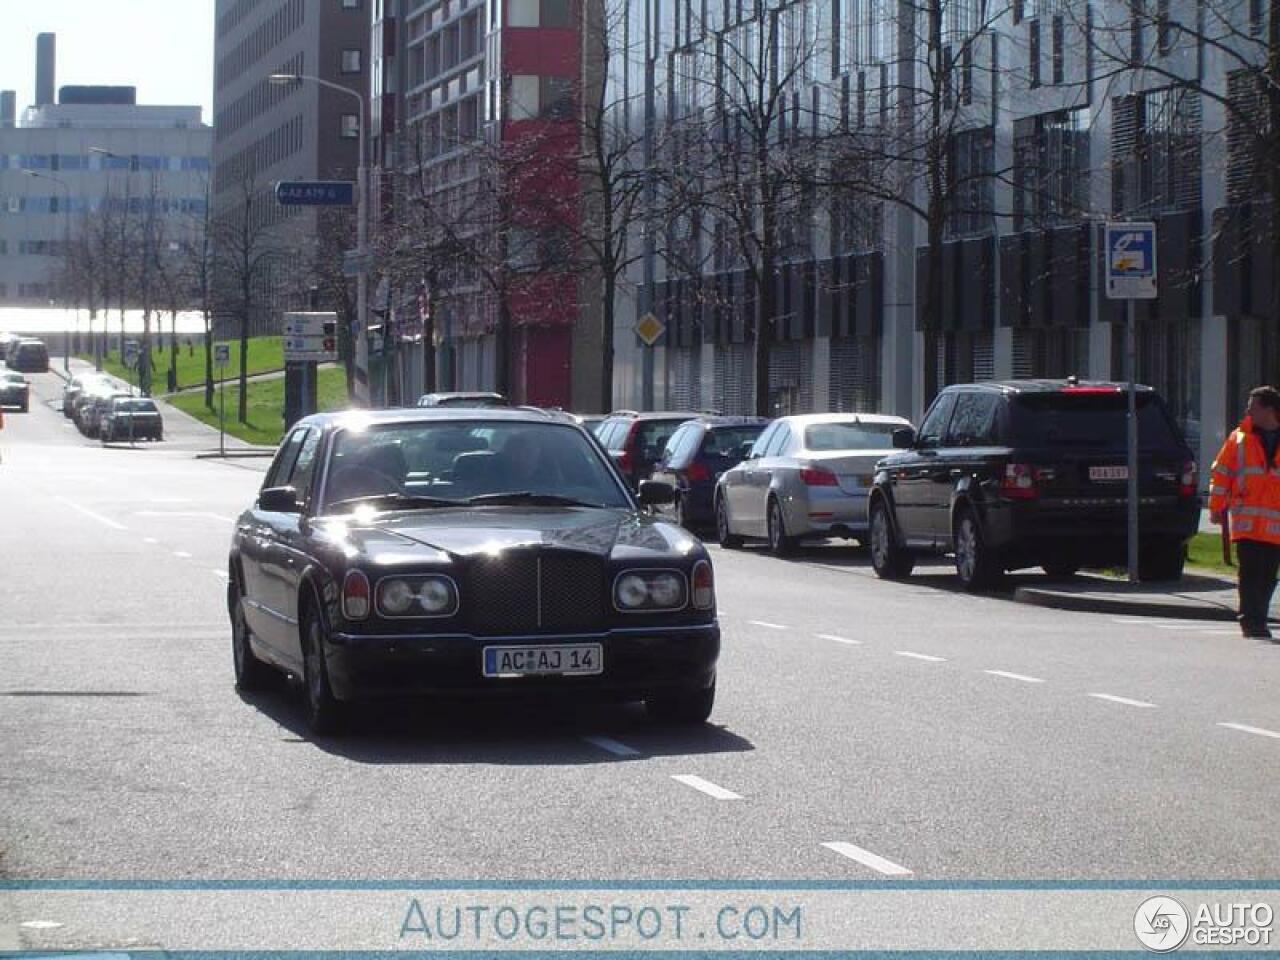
[219,378,226,458]
[1126,299,1139,583]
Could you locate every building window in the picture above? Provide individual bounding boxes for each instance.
[542,0,572,27]
[342,48,362,73]
[340,113,360,138]
[508,74,540,119]
[1028,19,1041,88]
[1111,87,1203,215]
[342,0,361,7]
[946,126,994,238]
[1156,0,1171,54]
[540,76,574,119]
[1226,69,1266,203]
[1051,14,1064,83]
[1013,108,1090,230]
[510,0,539,25]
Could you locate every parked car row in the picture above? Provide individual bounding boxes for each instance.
[63,372,165,442]
[2,336,50,373]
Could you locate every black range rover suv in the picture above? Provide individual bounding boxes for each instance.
[867,380,1200,590]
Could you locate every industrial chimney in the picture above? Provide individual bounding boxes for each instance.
[0,91,15,128]
[36,33,56,106]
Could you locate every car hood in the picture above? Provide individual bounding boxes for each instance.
[313,507,701,565]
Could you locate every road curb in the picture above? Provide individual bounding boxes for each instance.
[1013,585,1238,621]
[194,450,276,460]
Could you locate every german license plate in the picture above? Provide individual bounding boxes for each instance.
[483,644,603,677]
[1089,465,1128,481]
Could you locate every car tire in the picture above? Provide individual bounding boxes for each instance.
[953,507,1000,591]
[301,600,346,736]
[645,680,715,725]
[230,579,271,692]
[767,497,796,556]
[715,496,743,549]
[1139,540,1186,581]
[869,499,914,580]
[20,399,28,413]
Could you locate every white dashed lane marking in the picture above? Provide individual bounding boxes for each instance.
[894,651,946,662]
[748,620,789,630]
[211,570,229,580]
[671,775,741,800]
[173,551,192,559]
[1090,693,1157,709]
[582,736,641,758]
[817,633,862,645]
[821,841,913,876]
[55,497,126,531]
[1218,722,1280,740]
[984,670,1045,684]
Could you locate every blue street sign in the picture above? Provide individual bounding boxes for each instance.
[1104,221,1158,299]
[275,181,355,206]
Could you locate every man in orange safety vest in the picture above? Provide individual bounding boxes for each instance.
[1209,385,1280,640]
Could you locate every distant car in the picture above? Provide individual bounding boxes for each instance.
[227,408,719,734]
[100,396,164,442]
[63,373,109,418]
[595,410,705,490]
[6,339,49,373]
[0,372,30,412]
[80,389,132,437]
[0,332,21,360]
[416,391,509,408]
[715,412,912,554]
[866,379,1200,589]
[649,416,770,530]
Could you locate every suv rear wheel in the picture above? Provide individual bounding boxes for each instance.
[954,507,1000,591]
[1139,539,1186,581]
[869,499,914,579]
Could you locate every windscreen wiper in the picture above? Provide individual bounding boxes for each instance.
[329,493,462,510]
[464,491,602,507]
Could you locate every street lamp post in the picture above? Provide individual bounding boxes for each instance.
[269,72,370,407]
[25,170,72,373]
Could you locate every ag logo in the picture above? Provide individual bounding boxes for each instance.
[1134,896,1190,952]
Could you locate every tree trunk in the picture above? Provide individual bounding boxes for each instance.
[601,271,616,413]
[238,313,249,424]
[494,293,512,398]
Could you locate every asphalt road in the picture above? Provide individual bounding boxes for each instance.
[2,367,1278,889]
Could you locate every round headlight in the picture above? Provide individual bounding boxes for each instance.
[380,578,415,615]
[616,574,650,609]
[418,578,453,613]
[648,573,683,608]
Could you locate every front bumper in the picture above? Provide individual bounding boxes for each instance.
[324,622,720,702]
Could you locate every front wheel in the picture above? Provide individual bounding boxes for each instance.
[954,508,1000,591]
[301,604,345,736]
[716,497,743,549]
[646,680,715,725]
[869,499,914,579]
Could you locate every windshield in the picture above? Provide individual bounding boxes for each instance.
[804,421,899,451]
[704,425,766,458]
[116,399,157,412]
[1009,393,1183,448]
[322,420,631,510]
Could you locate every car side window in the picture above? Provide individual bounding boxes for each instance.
[287,430,323,503]
[765,425,791,457]
[662,425,693,464]
[945,392,999,446]
[751,423,779,457]
[917,394,957,447]
[264,429,308,489]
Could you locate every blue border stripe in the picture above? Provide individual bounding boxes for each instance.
[3,879,1279,890]
[0,952,1257,959]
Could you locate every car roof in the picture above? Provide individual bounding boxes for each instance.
[699,415,769,427]
[941,379,1158,395]
[605,410,705,422]
[775,412,912,427]
[295,407,592,431]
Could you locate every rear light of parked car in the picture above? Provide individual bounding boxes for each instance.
[799,466,839,487]
[342,570,371,620]
[685,461,712,483]
[691,560,715,610]
[1179,459,1197,497]
[999,462,1040,499]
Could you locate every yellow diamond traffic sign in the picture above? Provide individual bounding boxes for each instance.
[635,311,665,346]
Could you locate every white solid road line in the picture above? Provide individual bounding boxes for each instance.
[821,841,913,876]
[1090,693,1157,708]
[211,569,229,580]
[173,551,193,559]
[984,669,1045,683]
[1152,623,1211,631]
[54,496,126,531]
[748,620,789,630]
[582,736,642,758]
[1218,722,1280,740]
[671,774,742,800]
[817,633,862,645]
[894,651,946,662]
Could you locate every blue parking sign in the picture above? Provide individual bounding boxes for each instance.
[1105,222,1157,299]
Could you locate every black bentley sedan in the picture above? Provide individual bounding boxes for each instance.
[228,408,719,734]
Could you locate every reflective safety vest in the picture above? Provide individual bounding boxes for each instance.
[1209,416,1280,545]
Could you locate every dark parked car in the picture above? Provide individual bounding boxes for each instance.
[228,409,720,734]
[0,372,30,412]
[867,380,1200,590]
[416,391,509,408]
[648,416,769,530]
[6,339,49,373]
[595,411,704,491]
[100,396,164,442]
[0,332,20,360]
[63,373,109,418]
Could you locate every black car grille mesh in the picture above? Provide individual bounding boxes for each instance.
[463,551,606,635]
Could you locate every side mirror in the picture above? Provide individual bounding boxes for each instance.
[892,427,916,449]
[637,480,676,506]
[740,441,756,459]
[258,485,300,513]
